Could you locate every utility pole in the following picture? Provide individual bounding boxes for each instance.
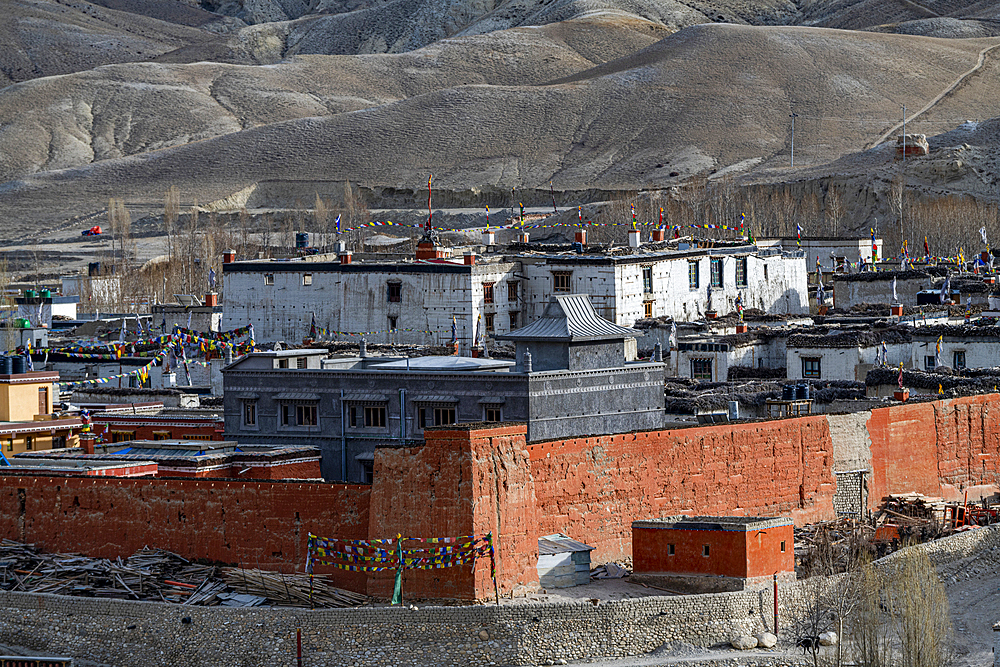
[901,105,906,246]
[789,113,799,167]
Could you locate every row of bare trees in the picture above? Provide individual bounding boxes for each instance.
[795,531,952,667]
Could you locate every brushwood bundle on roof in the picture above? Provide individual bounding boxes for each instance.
[866,366,1000,392]
[664,379,865,414]
[911,324,1000,339]
[832,268,943,283]
[787,326,912,348]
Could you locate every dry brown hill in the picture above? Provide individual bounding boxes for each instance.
[2,23,1000,236]
[0,15,669,181]
[0,0,233,86]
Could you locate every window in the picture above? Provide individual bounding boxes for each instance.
[509,312,519,330]
[110,430,135,443]
[553,272,572,293]
[364,406,386,428]
[736,257,748,287]
[688,261,699,289]
[667,544,675,556]
[703,544,710,557]
[710,258,723,288]
[925,355,936,371]
[483,282,495,304]
[643,300,653,318]
[264,273,274,285]
[763,264,769,281]
[38,387,48,415]
[507,281,519,303]
[485,313,495,333]
[4,439,10,452]
[362,462,374,485]
[691,358,712,380]
[278,358,289,369]
[152,431,172,441]
[388,316,398,330]
[243,401,256,427]
[296,404,317,427]
[182,434,213,441]
[802,357,821,379]
[52,436,67,449]
[281,404,292,426]
[387,282,402,303]
[642,266,653,293]
[418,405,457,429]
[484,405,503,422]
[295,356,307,369]
[434,407,456,426]
[25,436,32,451]
[302,273,312,286]
[954,350,966,371]
[780,540,786,553]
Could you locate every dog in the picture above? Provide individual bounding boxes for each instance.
[796,636,821,654]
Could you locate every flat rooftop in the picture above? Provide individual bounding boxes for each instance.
[632,516,793,531]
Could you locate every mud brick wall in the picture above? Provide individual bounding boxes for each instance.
[369,424,539,600]
[527,417,838,562]
[866,394,1000,504]
[0,476,371,592]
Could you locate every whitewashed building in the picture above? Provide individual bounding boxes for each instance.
[786,328,912,382]
[221,243,809,350]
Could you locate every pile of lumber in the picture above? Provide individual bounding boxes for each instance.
[222,568,368,608]
[876,493,946,523]
[0,540,367,608]
[794,517,875,575]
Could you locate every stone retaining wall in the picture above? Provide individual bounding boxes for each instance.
[3,525,992,667]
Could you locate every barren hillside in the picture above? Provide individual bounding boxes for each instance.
[2,24,999,237]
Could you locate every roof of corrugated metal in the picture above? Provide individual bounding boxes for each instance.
[538,533,594,554]
[497,294,638,342]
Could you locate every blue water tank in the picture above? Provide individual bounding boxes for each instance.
[12,356,27,374]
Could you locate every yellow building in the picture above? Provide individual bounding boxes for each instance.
[0,371,81,457]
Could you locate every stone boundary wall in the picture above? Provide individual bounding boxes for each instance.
[0,526,993,667]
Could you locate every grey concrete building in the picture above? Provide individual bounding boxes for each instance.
[223,295,667,482]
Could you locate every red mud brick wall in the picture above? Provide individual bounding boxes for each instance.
[0,476,371,593]
[868,395,1000,504]
[527,416,838,564]
[369,424,538,600]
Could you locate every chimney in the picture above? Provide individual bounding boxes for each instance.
[204,293,218,307]
[416,241,446,260]
[482,230,495,246]
[80,433,97,455]
[464,252,476,266]
[340,251,353,265]
[574,229,588,246]
[222,249,236,264]
[651,229,666,242]
[518,231,530,244]
[628,229,642,248]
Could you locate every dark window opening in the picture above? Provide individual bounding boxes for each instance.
[483,282,495,304]
[802,357,821,379]
[387,282,402,303]
[736,257,748,287]
[642,266,653,293]
[703,544,710,557]
[692,358,712,380]
[553,272,572,293]
[688,261,699,289]
[484,405,503,422]
[710,258,723,288]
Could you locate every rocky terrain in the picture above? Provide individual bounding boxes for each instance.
[3,0,1000,243]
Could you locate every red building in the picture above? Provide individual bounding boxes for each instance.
[87,403,224,443]
[19,440,321,480]
[632,516,795,593]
